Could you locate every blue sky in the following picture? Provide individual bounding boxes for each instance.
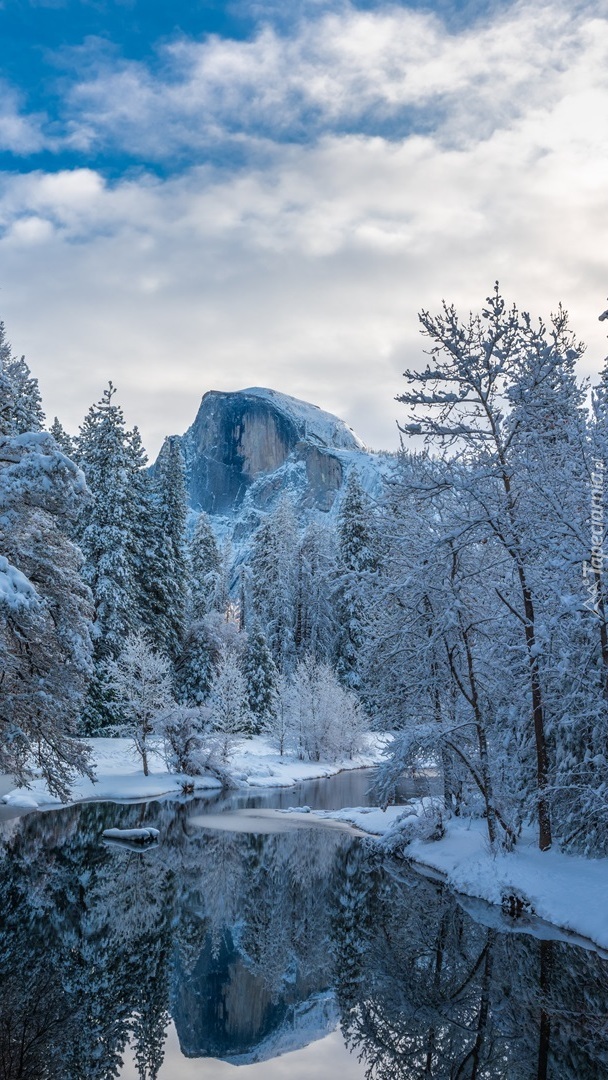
[1,0,607,454]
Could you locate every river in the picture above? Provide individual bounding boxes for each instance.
[1,769,607,1079]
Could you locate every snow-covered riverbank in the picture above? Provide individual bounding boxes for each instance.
[314,804,608,953]
[0,734,389,811]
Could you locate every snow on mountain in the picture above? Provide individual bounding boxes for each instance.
[224,990,339,1065]
[169,387,393,552]
[240,387,366,452]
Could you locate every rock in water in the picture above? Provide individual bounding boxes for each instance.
[102,827,160,845]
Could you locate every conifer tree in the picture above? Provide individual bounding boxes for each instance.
[48,417,76,457]
[1,324,93,796]
[334,471,378,688]
[250,499,298,670]
[295,523,337,663]
[241,623,278,732]
[174,620,217,705]
[189,511,222,620]
[0,323,45,436]
[148,436,189,660]
[77,384,143,730]
[77,384,139,660]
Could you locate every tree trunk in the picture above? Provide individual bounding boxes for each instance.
[518,571,552,850]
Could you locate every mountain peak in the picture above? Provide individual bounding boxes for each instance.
[179,387,369,516]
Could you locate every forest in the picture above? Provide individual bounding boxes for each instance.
[2,284,608,858]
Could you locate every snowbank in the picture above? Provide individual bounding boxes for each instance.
[316,803,608,953]
[1,734,389,811]
[1,738,223,809]
[227,733,389,788]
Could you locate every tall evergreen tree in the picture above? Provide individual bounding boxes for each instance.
[334,471,378,688]
[49,417,76,457]
[1,324,93,795]
[149,436,189,660]
[0,323,45,436]
[250,499,298,671]
[241,623,278,732]
[189,511,222,621]
[76,384,144,730]
[295,523,337,664]
[77,384,139,661]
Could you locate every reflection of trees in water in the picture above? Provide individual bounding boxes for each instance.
[333,851,608,1080]
[2,806,608,1079]
[0,801,349,1077]
[0,803,175,1080]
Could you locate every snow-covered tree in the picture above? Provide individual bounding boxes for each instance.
[159,703,210,776]
[294,522,337,664]
[208,646,252,761]
[108,632,174,776]
[0,426,94,797]
[289,654,367,762]
[241,623,278,731]
[264,673,291,756]
[189,511,222,620]
[48,417,76,457]
[334,471,379,688]
[250,498,299,670]
[148,436,189,659]
[0,324,45,436]
[395,285,586,851]
[174,609,242,706]
[77,384,140,662]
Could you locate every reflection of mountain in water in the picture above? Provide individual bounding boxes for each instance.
[2,796,608,1079]
[175,923,338,1064]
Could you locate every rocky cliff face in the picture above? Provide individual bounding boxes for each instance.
[177,387,377,520]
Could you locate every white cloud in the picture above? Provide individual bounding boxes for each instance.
[0,0,606,458]
[0,82,48,154]
[60,1,608,156]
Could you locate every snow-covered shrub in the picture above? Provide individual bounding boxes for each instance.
[378,798,447,856]
[273,655,369,763]
[208,646,253,763]
[159,703,211,775]
[108,632,173,776]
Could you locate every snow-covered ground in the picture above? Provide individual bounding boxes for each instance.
[315,803,608,953]
[1,734,389,810]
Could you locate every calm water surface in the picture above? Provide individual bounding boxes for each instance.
[1,769,607,1079]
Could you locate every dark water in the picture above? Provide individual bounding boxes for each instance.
[1,771,608,1080]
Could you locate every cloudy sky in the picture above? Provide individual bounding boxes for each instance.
[1,0,607,456]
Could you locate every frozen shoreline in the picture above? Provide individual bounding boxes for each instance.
[314,804,608,954]
[0,734,390,813]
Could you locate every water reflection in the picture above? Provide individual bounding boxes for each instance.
[0,792,607,1079]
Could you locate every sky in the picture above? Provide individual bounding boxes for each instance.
[0,0,607,457]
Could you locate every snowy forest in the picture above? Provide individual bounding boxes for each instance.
[3,284,608,858]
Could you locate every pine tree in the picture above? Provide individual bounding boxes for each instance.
[148,436,189,660]
[0,323,45,436]
[334,471,378,688]
[125,425,159,637]
[241,623,278,732]
[295,522,337,663]
[0,331,94,796]
[77,384,140,661]
[250,498,298,671]
[189,511,222,620]
[174,619,217,705]
[48,417,76,457]
[76,384,144,731]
